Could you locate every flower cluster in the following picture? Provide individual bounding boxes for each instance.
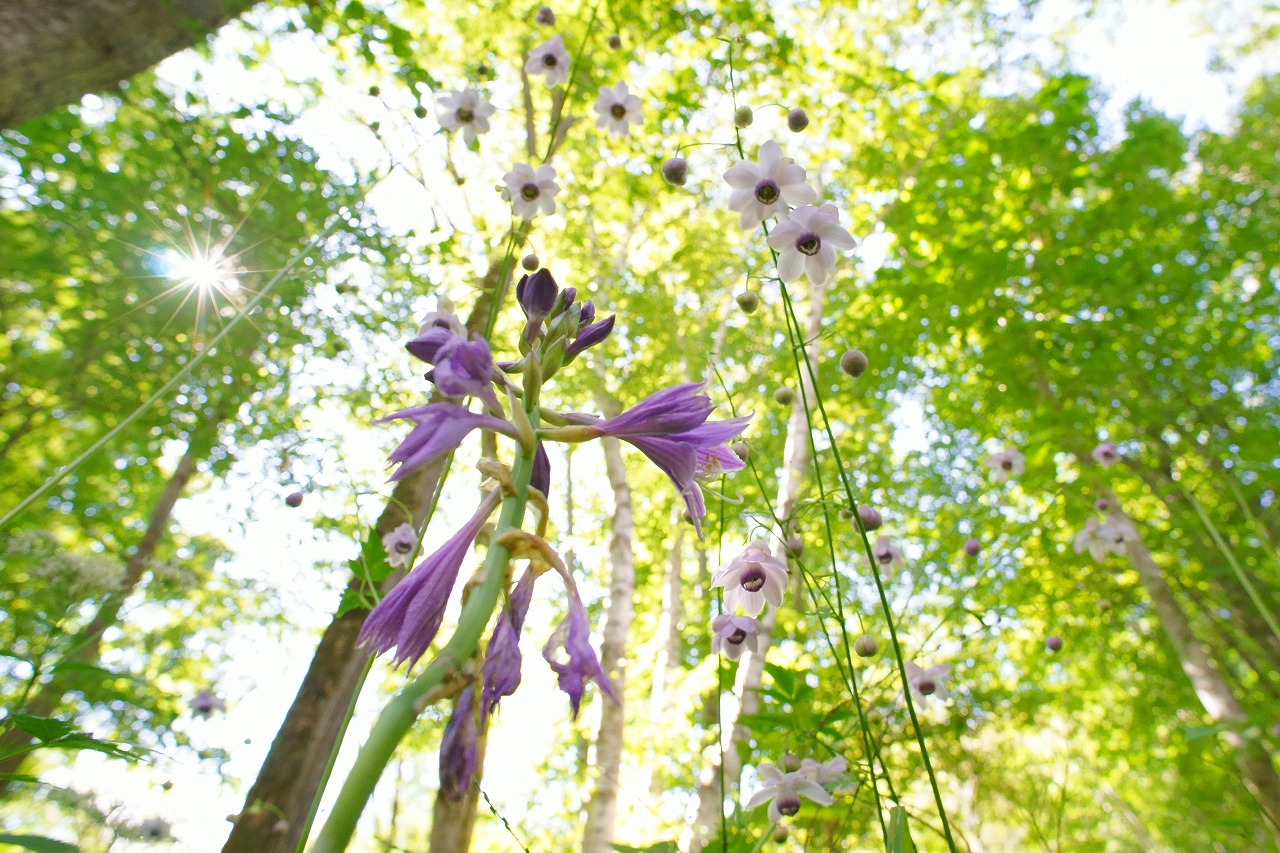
[745,755,846,821]
[707,541,789,661]
[722,140,857,284]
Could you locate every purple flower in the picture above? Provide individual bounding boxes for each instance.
[358,490,501,666]
[439,685,478,801]
[481,569,536,719]
[565,314,615,360]
[711,614,761,660]
[381,404,516,481]
[1092,441,1121,467]
[189,689,223,719]
[542,587,616,718]
[406,308,467,363]
[571,383,750,536]
[517,269,559,332]
[429,337,494,398]
[696,445,745,480]
[531,442,551,495]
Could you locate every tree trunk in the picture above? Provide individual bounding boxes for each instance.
[222,463,443,852]
[685,280,826,852]
[580,433,636,853]
[0,0,257,128]
[0,418,214,789]
[1109,495,1280,835]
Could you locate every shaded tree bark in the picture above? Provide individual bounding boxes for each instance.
[0,414,223,790]
[580,431,636,853]
[0,0,258,128]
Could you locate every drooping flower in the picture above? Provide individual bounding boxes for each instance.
[798,755,847,786]
[712,541,789,617]
[439,685,479,800]
[358,490,502,667]
[871,535,904,574]
[437,88,495,145]
[405,306,467,364]
[189,689,223,719]
[428,336,502,412]
[504,163,560,220]
[481,569,536,719]
[1092,441,1121,467]
[767,203,857,284]
[1073,517,1117,562]
[711,614,762,661]
[984,446,1025,482]
[382,523,418,570]
[723,140,817,229]
[593,81,643,138]
[517,268,559,335]
[1100,516,1139,549]
[380,404,517,481]
[745,762,833,821]
[567,383,750,536]
[905,660,951,706]
[542,585,617,718]
[526,34,570,87]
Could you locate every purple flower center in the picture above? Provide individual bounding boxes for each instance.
[917,678,936,695]
[457,107,474,123]
[727,628,747,645]
[542,53,558,68]
[877,551,892,564]
[739,565,766,592]
[754,179,780,205]
[1001,460,1012,470]
[521,183,540,201]
[796,232,821,256]
[395,542,412,554]
[777,795,801,817]
[610,103,627,119]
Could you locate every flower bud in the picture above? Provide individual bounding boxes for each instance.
[774,387,794,405]
[857,505,883,531]
[839,508,853,520]
[785,537,804,557]
[1046,635,1063,652]
[535,5,555,25]
[662,156,688,186]
[854,634,878,657]
[735,291,760,313]
[963,538,981,557]
[414,105,428,119]
[368,85,381,97]
[608,33,623,49]
[734,105,754,128]
[285,491,303,508]
[1095,499,1110,511]
[773,825,790,842]
[787,108,809,132]
[840,349,868,377]
[522,253,539,272]
[782,752,802,772]
[731,442,749,461]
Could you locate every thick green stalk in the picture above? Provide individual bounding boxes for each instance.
[310,445,536,852]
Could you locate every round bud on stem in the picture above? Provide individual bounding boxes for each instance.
[368,85,381,97]
[661,157,688,186]
[731,442,749,461]
[535,5,555,25]
[774,387,795,406]
[839,508,853,520]
[787,108,809,132]
[773,825,791,843]
[840,349,868,377]
[734,105,754,128]
[608,33,623,49]
[857,505,883,531]
[1046,635,1063,652]
[736,291,760,313]
[413,105,428,119]
[854,634,878,657]
[963,537,981,557]
[285,491,303,508]
[785,537,804,558]
[522,253,539,272]
[782,752,802,772]
[1095,499,1110,511]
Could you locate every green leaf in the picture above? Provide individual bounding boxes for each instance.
[889,806,916,853]
[0,833,80,853]
[7,714,74,743]
[764,662,796,698]
[1183,725,1221,743]
[611,843,678,853]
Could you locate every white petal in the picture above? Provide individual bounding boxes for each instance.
[745,788,777,811]
[723,162,761,189]
[758,140,782,171]
[777,250,803,283]
[797,780,833,806]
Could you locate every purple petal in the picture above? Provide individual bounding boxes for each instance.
[566,315,615,360]
[431,337,495,398]
[531,442,551,495]
[439,685,478,800]
[481,570,536,719]
[542,589,616,718]
[595,383,712,437]
[380,404,515,481]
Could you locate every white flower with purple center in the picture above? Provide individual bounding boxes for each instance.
[767,203,857,284]
[593,81,642,138]
[984,446,1025,482]
[905,660,951,705]
[504,163,559,220]
[745,762,833,821]
[711,541,789,617]
[798,755,848,786]
[1092,441,1121,467]
[189,689,223,719]
[526,34,570,87]
[437,88,495,145]
[723,140,817,229]
[711,614,761,660]
[382,522,418,569]
[871,535,904,574]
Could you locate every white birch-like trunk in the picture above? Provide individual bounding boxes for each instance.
[580,428,636,853]
[685,279,827,851]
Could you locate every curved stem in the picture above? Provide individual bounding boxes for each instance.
[309,444,536,852]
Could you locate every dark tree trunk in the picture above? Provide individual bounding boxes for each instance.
[0,0,257,128]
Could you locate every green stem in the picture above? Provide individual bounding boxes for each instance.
[309,443,537,852]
